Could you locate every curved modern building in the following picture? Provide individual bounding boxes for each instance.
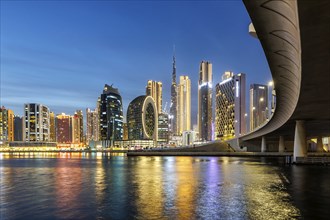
[127,95,158,142]
[99,84,124,146]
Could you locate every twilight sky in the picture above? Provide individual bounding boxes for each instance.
[0,0,271,125]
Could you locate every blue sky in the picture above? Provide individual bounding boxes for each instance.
[0,0,271,125]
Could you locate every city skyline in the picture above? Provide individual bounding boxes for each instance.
[1,1,272,125]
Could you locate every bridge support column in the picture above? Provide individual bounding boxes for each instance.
[293,120,307,162]
[279,136,285,153]
[261,136,266,152]
[316,136,323,152]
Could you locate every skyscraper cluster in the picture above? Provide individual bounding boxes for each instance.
[0,54,271,148]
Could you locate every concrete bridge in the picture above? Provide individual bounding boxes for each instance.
[233,0,330,162]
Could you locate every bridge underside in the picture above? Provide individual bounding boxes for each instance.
[241,0,330,154]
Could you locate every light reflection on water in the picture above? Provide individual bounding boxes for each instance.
[0,153,328,219]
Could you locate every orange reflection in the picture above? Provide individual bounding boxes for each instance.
[54,159,83,218]
[174,157,197,219]
[133,157,164,219]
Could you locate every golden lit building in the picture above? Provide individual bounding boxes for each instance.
[7,109,14,141]
[215,72,246,140]
[146,80,163,114]
[86,108,99,143]
[0,107,14,141]
[71,110,83,144]
[49,112,56,142]
[123,122,128,140]
[177,76,191,135]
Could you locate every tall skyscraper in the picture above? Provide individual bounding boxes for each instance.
[127,95,157,142]
[72,113,81,144]
[169,55,178,137]
[0,107,14,141]
[215,72,246,140]
[177,75,191,135]
[99,84,124,147]
[86,108,99,143]
[73,110,83,144]
[14,115,23,141]
[49,112,56,142]
[250,84,268,131]
[24,103,50,142]
[158,112,169,144]
[146,80,162,114]
[123,122,128,141]
[0,107,5,141]
[198,61,213,141]
[56,113,72,143]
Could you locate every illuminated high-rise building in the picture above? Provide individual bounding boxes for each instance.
[215,72,246,140]
[99,84,124,147]
[0,108,5,141]
[56,113,72,143]
[49,112,56,142]
[23,103,50,142]
[177,75,191,135]
[123,122,128,140]
[86,108,99,143]
[127,95,158,142]
[7,109,14,141]
[72,110,83,144]
[146,80,162,114]
[0,107,14,141]
[158,112,169,144]
[169,54,178,137]
[14,116,23,141]
[72,113,82,144]
[198,61,213,141]
[250,84,268,131]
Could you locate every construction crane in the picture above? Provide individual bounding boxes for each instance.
[163,102,169,114]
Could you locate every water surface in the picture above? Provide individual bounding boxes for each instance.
[0,152,329,219]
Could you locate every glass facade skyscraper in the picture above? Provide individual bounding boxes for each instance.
[158,112,169,144]
[170,55,178,137]
[99,84,124,147]
[215,72,246,140]
[198,61,213,141]
[14,115,23,141]
[250,84,268,131]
